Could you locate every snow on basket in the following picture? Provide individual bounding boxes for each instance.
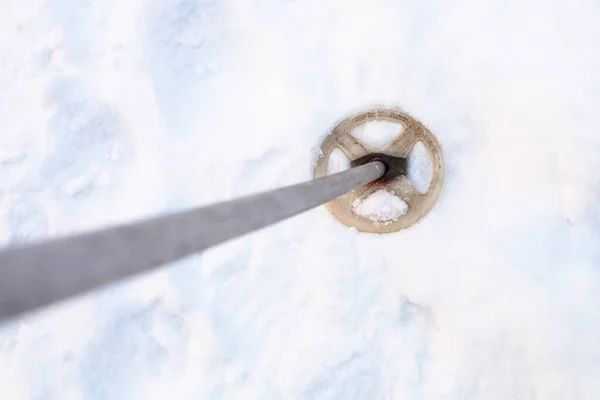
[352,189,408,225]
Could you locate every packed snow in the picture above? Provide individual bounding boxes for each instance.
[2,0,600,399]
[352,189,408,224]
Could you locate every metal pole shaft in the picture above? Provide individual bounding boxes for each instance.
[0,161,385,322]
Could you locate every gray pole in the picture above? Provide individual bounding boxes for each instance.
[0,161,385,322]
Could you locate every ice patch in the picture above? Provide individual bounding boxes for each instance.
[350,121,404,150]
[327,148,351,174]
[407,142,432,193]
[352,189,408,224]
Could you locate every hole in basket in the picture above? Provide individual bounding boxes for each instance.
[352,189,408,225]
[350,120,405,150]
[407,141,432,193]
[327,148,351,175]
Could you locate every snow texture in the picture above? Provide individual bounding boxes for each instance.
[327,148,351,175]
[352,190,408,224]
[407,142,433,193]
[350,120,404,150]
[2,0,600,399]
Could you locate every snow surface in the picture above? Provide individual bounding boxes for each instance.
[352,190,408,224]
[2,0,600,398]
[350,120,404,150]
[407,142,433,193]
[327,148,351,175]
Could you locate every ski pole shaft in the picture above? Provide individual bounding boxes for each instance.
[0,161,385,322]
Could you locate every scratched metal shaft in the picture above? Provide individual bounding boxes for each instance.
[0,161,385,322]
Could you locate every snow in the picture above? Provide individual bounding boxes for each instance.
[327,148,351,174]
[2,0,600,398]
[352,189,408,224]
[350,120,404,150]
[407,142,433,193]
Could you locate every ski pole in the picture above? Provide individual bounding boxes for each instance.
[0,159,405,322]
